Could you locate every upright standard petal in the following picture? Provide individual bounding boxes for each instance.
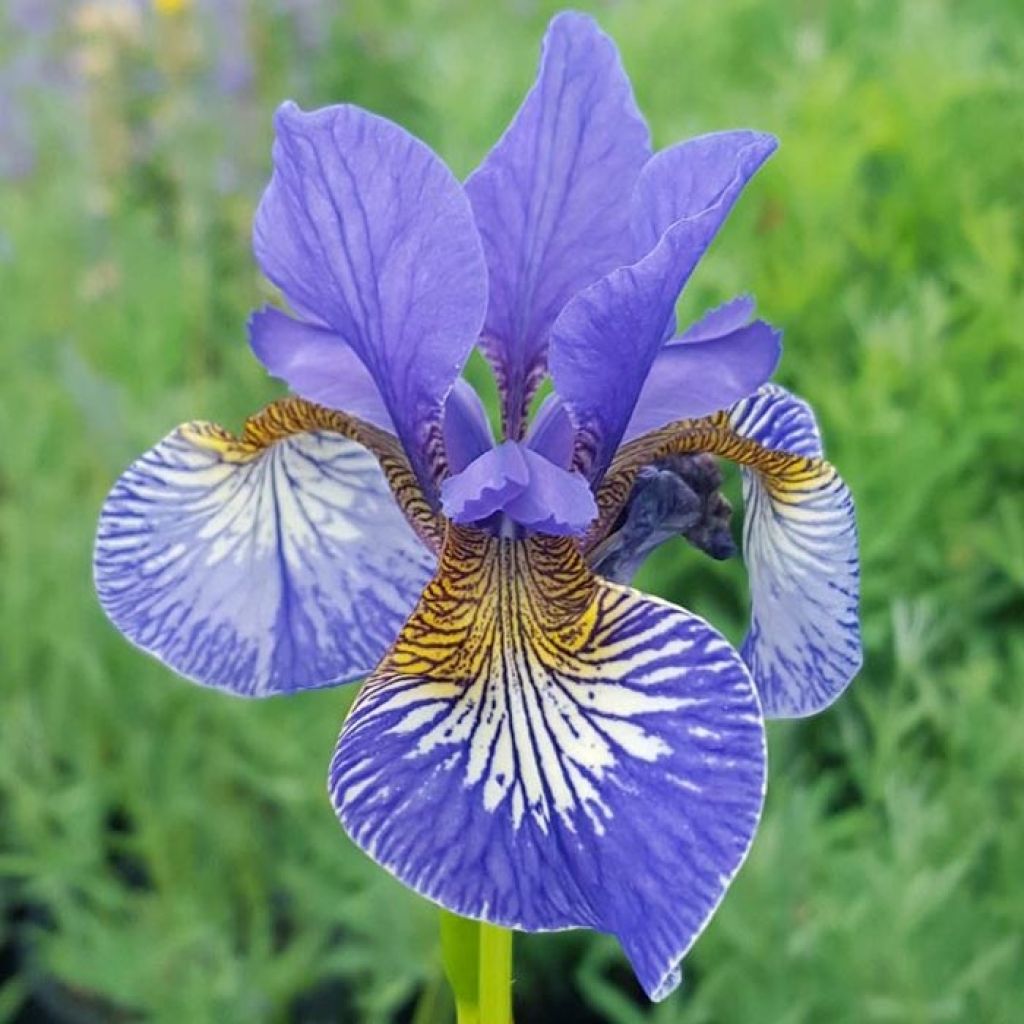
[679,294,756,343]
[94,400,438,697]
[330,526,765,1001]
[249,307,394,431]
[253,102,488,494]
[630,133,777,256]
[465,12,651,437]
[588,385,861,717]
[622,320,781,442]
[549,131,777,481]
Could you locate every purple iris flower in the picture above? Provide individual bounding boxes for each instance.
[94,13,861,1001]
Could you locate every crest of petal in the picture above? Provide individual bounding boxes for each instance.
[253,102,488,493]
[94,410,435,696]
[440,442,597,535]
[249,306,394,431]
[502,446,597,535]
[549,131,776,481]
[465,11,651,437]
[525,393,575,468]
[443,380,496,475]
[727,385,862,717]
[330,528,765,1000]
[622,319,781,442]
[439,441,530,523]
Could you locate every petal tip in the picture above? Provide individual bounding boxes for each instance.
[272,98,305,134]
[547,9,602,39]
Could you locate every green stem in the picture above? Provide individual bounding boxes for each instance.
[440,910,480,1024]
[479,923,513,1024]
[439,912,515,1024]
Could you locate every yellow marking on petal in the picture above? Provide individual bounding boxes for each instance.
[346,523,729,836]
[583,409,840,554]
[379,524,599,684]
[180,398,443,551]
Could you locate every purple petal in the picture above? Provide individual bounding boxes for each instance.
[631,132,777,255]
[549,132,777,481]
[503,447,597,535]
[253,102,488,492]
[249,307,394,431]
[465,12,651,437]
[444,380,497,474]
[622,320,781,442]
[727,385,862,717]
[439,441,530,524]
[440,442,597,535]
[679,294,756,343]
[525,393,576,468]
[330,533,765,1000]
[94,420,435,697]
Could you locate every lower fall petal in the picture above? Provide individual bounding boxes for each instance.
[329,526,765,1000]
[94,399,437,696]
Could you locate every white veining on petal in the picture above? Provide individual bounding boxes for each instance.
[95,426,434,695]
[727,385,862,717]
[330,528,767,1004]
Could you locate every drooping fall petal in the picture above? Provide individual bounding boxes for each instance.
[330,527,765,1000]
[589,384,861,717]
[94,400,438,696]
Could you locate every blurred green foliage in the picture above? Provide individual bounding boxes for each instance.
[1,0,1023,1021]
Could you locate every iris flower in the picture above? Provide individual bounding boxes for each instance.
[94,12,860,1001]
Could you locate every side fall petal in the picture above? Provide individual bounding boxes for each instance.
[728,385,862,717]
[589,384,861,717]
[94,399,440,696]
